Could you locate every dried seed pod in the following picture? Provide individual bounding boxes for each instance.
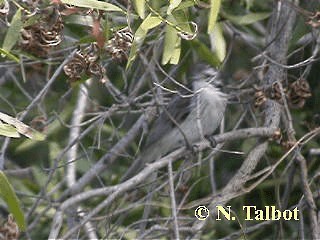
[84,43,100,63]
[20,7,63,56]
[288,97,306,109]
[272,129,282,141]
[291,79,311,98]
[106,27,133,62]
[287,79,311,109]
[0,215,19,240]
[64,44,105,83]
[0,0,9,16]
[86,61,105,80]
[306,11,320,28]
[281,140,296,150]
[30,116,47,132]
[63,51,87,82]
[254,89,267,108]
[270,82,287,101]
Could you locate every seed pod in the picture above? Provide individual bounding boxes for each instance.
[254,89,267,108]
[287,79,311,109]
[106,27,133,62]
[20,7,64,56]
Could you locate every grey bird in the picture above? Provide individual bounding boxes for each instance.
[121,65,228,181]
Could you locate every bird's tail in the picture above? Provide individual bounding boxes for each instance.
[120,156,143,182]
[120,146,160,182]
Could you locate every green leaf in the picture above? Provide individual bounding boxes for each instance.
[139,14,163,32]
[0,112,46,141]
[133,0,145,19]
[161,15,181,65]
[23,14,41,28]
[0,48,19,62]
[64,15,94,27]
[0,124,20,138]
[190,39,221,67]
[167,0,182,15]
[207,0,221,33]
[209,23,226,63]
[173,8,192,33]
[162,22,181,65]
[0,171,26,231]
[224,12,271,25]
[174,0,195,11]
[61,0,125,13]
[126,14,162,69]
[1,8,22,58]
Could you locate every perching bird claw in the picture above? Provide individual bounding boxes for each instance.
[205,135,217,148]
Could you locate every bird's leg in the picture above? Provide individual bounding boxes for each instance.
[190,143,201,155]
[205,134,217,148]
[177,137,198,156]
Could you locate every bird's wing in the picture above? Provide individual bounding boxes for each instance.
[121,94,193,182]
[145,94,194,148]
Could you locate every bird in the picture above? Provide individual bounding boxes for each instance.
[121,64,228,181]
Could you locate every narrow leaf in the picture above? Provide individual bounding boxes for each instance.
[173,8,192,33]
[61,0,124,13]
[207,0,221,33]
[2,8,22,57]
[64,15,94,27]
[190,39,221,67]
[162,15,181,65]
[169,38,181,64]
[175,0,196,11]
[126,14,162,69]
[139,15,163,32]
[167,0,182,15]
[0,48,19,62]
[0,112,45,140]
[0,171,26,231]
[224,12,271,25]
[209,23,226,63]
[0,124,20,138]
[133,0,145,19]
[23,14,41,28]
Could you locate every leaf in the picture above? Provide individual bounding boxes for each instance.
[133,0,145,19]
[64,15,94,27]
[23,14,41,28]
[1,8,22,58]
[174,0,195,11]
[0,48,19,62]
[190,39,221,67]
[162,23,181,65]
[224,12,271,25]
[209,23,226,63]
[162,13,187,65]
[0,112,46,141]
[167,0,182,15]
[0,171,26,231]
[61,0,124,13]
[126,14,162,69]
[173,8,192,33]
[0,124,20,138]
[207,0,221,33]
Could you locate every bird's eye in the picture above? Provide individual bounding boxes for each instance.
[213,80,223,88]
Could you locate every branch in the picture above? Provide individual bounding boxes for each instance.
[49,126,276,238]
[190,0,297,236]
[61,107,157,198]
